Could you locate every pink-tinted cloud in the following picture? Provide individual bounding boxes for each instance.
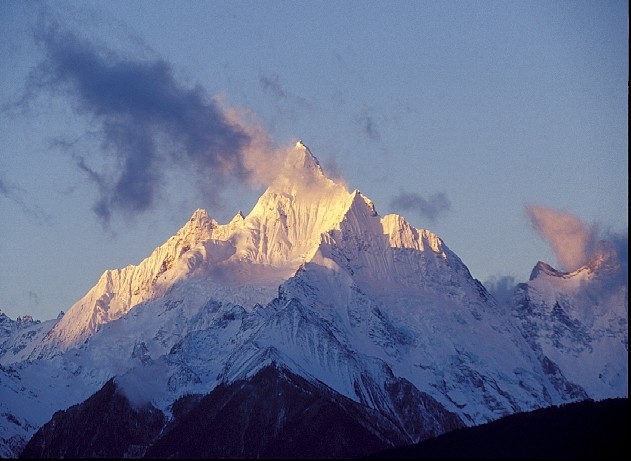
[525,205,597,272]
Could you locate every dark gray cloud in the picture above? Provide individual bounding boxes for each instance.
[389,190,451,222]
[355,113,381,142]
[609,230,628,273]
[258,73,313,118]
[22,23,256,223]
[259,74,287,100]
[602,229,628,290]
[569,230,628,307]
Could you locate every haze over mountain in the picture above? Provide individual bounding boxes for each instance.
[0,143,627,458]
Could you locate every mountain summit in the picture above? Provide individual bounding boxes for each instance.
[31,142,350,356]
[1,142,627,458]
[32,141,455,357]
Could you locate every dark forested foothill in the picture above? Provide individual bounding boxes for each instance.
[365,397,628,459]
[20,379,165,459]
[20,369,627,460]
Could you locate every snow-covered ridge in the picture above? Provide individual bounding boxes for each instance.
[530,240,621,282]
[29,208,219,358]
[0,142,626,457]
[515,238,627,400]
[0,310,60,365]
[28,141,485,359]
[27,143,365,357]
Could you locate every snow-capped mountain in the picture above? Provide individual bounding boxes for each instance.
[0,310,58,365]
[0,142,627,457]
[28,142,350,358]
[512,242,628,400]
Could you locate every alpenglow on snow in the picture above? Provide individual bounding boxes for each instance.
[1,142,627,458]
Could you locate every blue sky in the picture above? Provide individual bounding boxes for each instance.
[0,0,627,321]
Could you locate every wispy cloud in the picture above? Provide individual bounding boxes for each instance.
[484,275,519,308]
[525,205,597,272]
[389,190,451,222]
[487,214,627,304]
[0,176,24,203]
[601,228,628,289]
[0,176,49,222]
[258,73,313,120]
[355,112,381,142]
[525,204,628,287]
[16,22,277,224]
[259,74,287,101]
[28,290,40,307]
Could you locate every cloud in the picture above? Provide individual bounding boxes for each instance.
[484,275,520,308]
[0,176,24,203]
[355,113,381,142]
[525,205,627,297]
[525,205,597,272]
[0,176,49,222]
[258,73,313,120]
[259,74,287,101]
[28,290,40,307]
[389,190,451,222]
[608,230,628,272]
[601,229,628,289]
[20,22,276,223]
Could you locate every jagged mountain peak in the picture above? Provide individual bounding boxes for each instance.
[30,143,483,358]
[2,142,627,458]
[29,145,352,357]
[289,140,322,172]
[350,189,378,215]
[190,207,210,221]
[174,208,216,242]
[230,210,245,223]
[529,261,563,281]
[265,141,335,198]
[529,240,621,283]
[186,208,213,228]
[29,208,221,358]
[516,249,627,401]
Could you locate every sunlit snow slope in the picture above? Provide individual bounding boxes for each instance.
[29,142,352,357]
[0,141,626,457]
